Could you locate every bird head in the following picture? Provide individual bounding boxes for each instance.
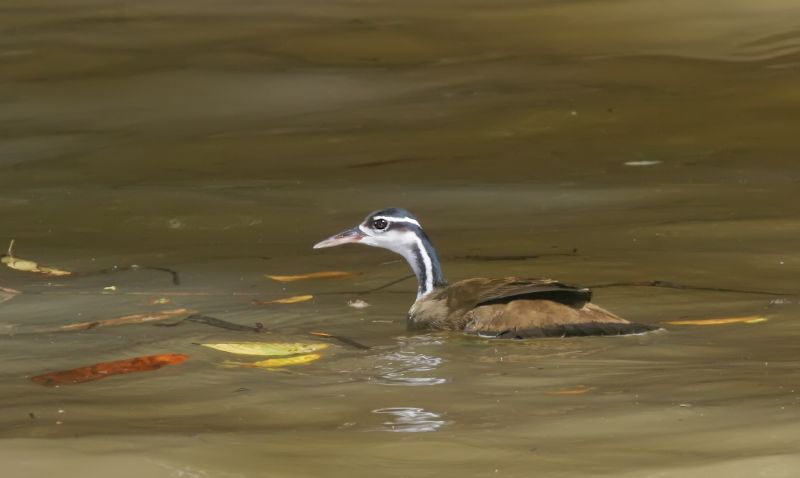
[313,208,425,256]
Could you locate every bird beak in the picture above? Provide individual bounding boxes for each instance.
[313,226,365,249]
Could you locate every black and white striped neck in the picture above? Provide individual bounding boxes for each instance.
[397,227,447,299]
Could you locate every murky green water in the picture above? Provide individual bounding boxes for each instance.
[2,1,800,476]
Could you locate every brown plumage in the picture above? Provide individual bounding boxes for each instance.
[409,278,655,338]
[314,208,657,339]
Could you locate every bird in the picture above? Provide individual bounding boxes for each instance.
[313,208,657,339]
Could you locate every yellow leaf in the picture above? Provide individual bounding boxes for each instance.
[36,265,72,276]
[265,271,359,282]
[665,316,768,326]
[545,387,594,396]
[251,353,322,368]
[222,353,322,369]
[1,256,38,271]
[1,240,72,276]
[201,342,329,356]
[252,294,314,305]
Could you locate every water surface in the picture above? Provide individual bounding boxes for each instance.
[2,1,800,477]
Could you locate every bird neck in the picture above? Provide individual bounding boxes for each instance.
[398,230,447,299]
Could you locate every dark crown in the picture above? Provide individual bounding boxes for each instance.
[365,207,420,223]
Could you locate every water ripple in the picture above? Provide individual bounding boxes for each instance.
[371,335,447,386]
[737,29,800,61]
[373,351,446,386]
[370,407,447,433]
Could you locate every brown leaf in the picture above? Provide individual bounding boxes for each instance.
[252,294,314,305]
[59,308,196,331]
[265,271,360,282]
[664,316,767,326]
[309,331,333,338]
[31,353,189,386]
[545,386,594,396]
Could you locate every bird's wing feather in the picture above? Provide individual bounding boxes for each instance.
[471,278,592,308]
[463,301,659,338]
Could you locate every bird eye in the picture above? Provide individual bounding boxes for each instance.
[372,219,388,230]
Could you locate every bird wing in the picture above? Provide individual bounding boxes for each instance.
[463,301,659,339]
[416,278,597,331]
[415,278,657,338]
[471,278,592,308]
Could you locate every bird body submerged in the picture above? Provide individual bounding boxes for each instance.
[314,208,656,339]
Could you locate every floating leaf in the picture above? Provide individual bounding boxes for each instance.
[266,271,359,282]
[31,353,189,386]
[252,353,321,368]
[201,342,329,356]
[624,160,661,167]
[58,308,196,331]
[545,386,594,396]
[1,240,71,276]
[664,316,768,326]
[224,353,322,369]
[252,294,314,305]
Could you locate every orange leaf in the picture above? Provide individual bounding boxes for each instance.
[664,316,767,326]
[265,271,359,282]
[59,308,196,331]
[545,386,594,396]
[31,353,189,386]
[252,294,314,305]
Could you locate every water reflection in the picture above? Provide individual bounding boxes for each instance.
[370,407,447,433]
[372,336,447,386]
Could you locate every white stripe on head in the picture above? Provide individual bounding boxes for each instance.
[372,216,421,228]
